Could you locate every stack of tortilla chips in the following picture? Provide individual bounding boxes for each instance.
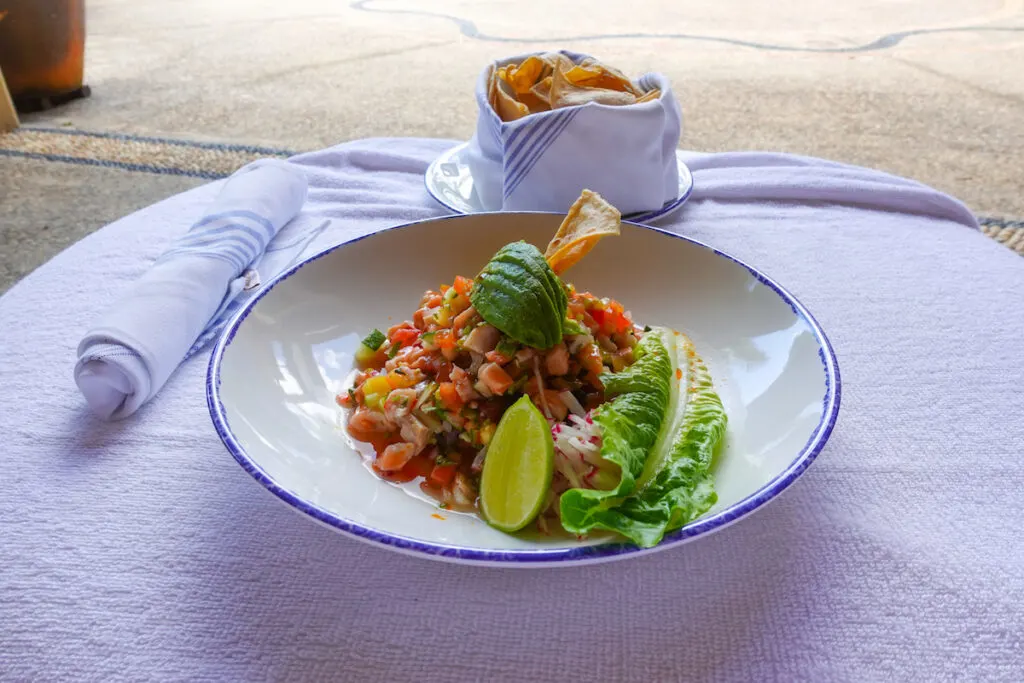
[489,53,661,122]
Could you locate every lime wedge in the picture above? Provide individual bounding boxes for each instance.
[479,395,555,533]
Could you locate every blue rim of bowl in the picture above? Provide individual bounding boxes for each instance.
[424,142,695,224]
[207,214,841,566]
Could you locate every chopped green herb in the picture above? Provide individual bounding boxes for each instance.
[439,502,450,510]
[347,388,357,404]
[435,453,455,466]
[643,325,652,333]
[361,329,386,351]
[495,337,519,358]
[387,342,403,358]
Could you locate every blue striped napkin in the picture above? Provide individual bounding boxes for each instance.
[464,50,682,216]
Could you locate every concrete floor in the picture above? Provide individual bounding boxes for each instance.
[2,0,1023,292]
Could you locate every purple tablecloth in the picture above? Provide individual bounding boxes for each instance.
[2,139,1022,681]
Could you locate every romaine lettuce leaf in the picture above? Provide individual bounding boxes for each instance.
[559,329,674,534]
[559,328,727,548]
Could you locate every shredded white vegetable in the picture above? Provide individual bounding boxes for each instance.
[559,390,586,417]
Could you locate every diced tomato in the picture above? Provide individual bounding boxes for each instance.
[591,307,630,335]
[389,326,419,347]
[610,315,631,335]
[428,463,458,488]
[435,329,456,349]
[437,382,463,411]
[580,344,604,376]
[453,276,473,296]
[399,453,435,480]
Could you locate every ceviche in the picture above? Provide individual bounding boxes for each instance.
[337,190,727,547]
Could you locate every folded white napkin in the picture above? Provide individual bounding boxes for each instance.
[75,159,317,420]
[464,50,682,216]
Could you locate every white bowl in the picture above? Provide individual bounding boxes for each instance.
[207,213,840,567]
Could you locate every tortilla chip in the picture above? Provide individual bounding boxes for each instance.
[551,77,637,108]
[564,64,637,94]
[518,91,551,114]
[550,58,638,109]
[493,75,530,121]
[499,56,553,113]
[531,76,553,106]
[505,55,546,95]
[635,88,661,103]
[545,190,622,275]
[488,54,657,120]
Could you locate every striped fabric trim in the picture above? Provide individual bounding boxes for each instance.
[191,210,276,239]
[501,109,573,199]
[507,111,576,164]
[636,73,658,92]
[182,218,333,360]
[157,210,277,273]
[502,118,534,162]
[504,108,581,199]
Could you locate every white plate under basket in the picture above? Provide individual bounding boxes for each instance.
[425,142,695,223]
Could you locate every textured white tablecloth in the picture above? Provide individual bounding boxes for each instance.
[2,138,1022,682]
